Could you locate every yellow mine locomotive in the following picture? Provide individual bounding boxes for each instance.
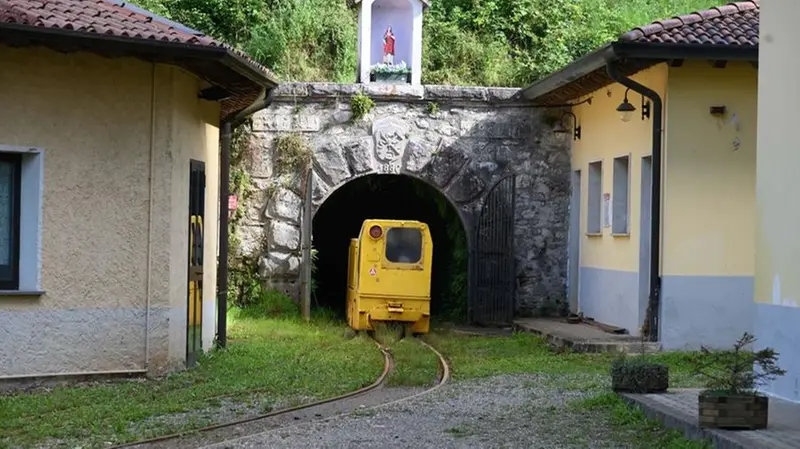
[346,219,432,335]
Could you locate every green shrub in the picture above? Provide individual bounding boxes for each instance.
[311,306,339,324]
[136,0,723,87]
[242,0,358,82]
[610,357,669,393]
[239,288,300,319]
[350,91,375,121]
[273,133,313,175]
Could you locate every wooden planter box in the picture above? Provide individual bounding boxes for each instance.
[698,394,769,430]
[610,362,669,393]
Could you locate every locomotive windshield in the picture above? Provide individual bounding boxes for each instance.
[385,227,422,263]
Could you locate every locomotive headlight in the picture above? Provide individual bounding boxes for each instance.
[369,225,383,239]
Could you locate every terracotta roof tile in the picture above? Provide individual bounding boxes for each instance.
[619,1,759,46]
[0,0,218,45]
[0,0,278,119]
[0,0,277,79]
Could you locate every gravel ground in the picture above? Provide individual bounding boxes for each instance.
[202,374,639,449]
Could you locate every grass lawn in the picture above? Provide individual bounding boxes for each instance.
[2,315,713,449]
[385,338,440,387]
[575,392,711,449]
[0,312,384,449]
[371,323,441,387]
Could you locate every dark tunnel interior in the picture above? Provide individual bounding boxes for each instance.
[311,174,468,322]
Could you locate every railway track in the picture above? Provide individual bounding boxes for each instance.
[108,335,450,449]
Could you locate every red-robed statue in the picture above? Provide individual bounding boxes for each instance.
[383,26,395,65]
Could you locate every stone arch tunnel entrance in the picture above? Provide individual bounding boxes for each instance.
[246,83,572,322]
[311,173,469,322]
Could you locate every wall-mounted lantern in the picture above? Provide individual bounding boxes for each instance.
[617,87,651,122]
[553,111,581,140]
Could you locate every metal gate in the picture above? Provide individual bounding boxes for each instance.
[468,174,517,325]
[186,160,205,368]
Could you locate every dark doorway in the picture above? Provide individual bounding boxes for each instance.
[311,174,467,322]
[186,160,205,368]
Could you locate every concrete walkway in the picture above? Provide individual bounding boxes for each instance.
[514,318,660,353]
[622,389,800,449]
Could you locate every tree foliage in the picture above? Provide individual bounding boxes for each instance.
[134,0,723,86]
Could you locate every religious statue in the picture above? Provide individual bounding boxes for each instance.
[383,26,395,65]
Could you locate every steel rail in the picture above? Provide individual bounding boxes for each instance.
[193,335,452,449]
[107,339,393,449]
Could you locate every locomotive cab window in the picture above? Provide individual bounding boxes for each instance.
[385,227,422,264]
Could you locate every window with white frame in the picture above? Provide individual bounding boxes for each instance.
[612,155,630,235]
[0,154,21,290]
[0,146,43,293]
[587,161,602,234]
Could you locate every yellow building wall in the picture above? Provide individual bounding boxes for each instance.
[0,45,220,376]
[752,0,800,402]
[571,64,668,272]
[755,0,800,308]
[662,61,757,277]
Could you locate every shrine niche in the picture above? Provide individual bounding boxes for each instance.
[348,0,429,86]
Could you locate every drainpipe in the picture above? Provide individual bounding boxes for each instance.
[216,88,278,349]
[217,120,232,349]
[605,60,663,342]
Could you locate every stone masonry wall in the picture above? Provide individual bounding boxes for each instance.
[237,82,571,316]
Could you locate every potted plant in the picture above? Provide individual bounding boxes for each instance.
[688,332,786,430]
[369,61,411,84]
[610,329,669,393]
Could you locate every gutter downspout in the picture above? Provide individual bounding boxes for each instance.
[144,62,157,369]
[605,60,663,343]
[216,87,278,349]
[217,120,232,349]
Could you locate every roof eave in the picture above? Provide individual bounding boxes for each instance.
[517,44,615,102]
[0,22,277,90]
[220,51,279,88]
[613,41,758,61]
[519,41,759,103]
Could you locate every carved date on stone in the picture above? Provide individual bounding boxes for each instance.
[379,161,402,174]
[372,117,409,162]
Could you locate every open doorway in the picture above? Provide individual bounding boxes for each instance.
[311,174,468,322]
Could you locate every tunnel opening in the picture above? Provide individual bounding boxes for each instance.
[311,174,468,323]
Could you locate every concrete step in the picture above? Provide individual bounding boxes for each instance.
[513,317,661,354]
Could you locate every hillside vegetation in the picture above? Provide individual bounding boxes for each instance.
[136,0,723,86]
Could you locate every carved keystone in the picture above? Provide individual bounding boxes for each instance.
[372,117,409,162]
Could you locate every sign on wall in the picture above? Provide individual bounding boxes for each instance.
[228,194,238,219]
[602,193,611,228]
